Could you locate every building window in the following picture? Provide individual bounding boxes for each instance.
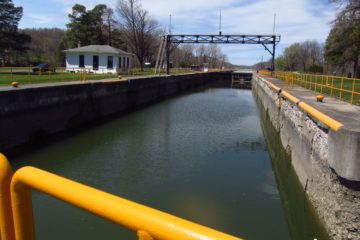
[119,57,122,69]
[107,56,113,69]
[126,57,130,68]
[79,55,84,68]
[123,57,126,68]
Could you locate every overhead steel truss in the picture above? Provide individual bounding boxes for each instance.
[165,34,281,74]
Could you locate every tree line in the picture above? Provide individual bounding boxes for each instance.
[0,0,229,69]
[274,0,360,77]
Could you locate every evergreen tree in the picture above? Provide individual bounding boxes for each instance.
[63,4,118,49]
[0,0,30,65]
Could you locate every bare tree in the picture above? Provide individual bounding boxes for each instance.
[116,0,160,70]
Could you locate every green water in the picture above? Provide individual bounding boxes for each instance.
[13,88,329,240]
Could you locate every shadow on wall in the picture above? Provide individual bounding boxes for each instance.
[253,92,330,240]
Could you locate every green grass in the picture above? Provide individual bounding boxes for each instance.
[0,68,195,87]
[0,71,117,87]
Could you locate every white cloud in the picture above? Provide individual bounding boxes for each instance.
[29,14,54,24]
[15,0,337,65]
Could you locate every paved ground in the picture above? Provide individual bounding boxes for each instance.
[264,75,360,131]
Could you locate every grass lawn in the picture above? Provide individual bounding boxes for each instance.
[0,71,117,87]
[0,68,195,87]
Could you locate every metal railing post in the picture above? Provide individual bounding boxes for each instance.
[339,78,344,100]
[350,78,356,104]
[0,153,16,240]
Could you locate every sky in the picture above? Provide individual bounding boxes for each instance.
[13,0,338,66]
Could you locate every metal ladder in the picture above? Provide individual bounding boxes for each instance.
[154,36,166,75]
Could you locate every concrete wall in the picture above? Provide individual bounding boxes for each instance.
[0,72,232,154]
[252,74,359,240]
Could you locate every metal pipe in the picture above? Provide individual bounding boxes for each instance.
[11,167,242,240]
[298,102,343,131]
[0,153,15,240]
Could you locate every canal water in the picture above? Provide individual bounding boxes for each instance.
[13,88,329,240]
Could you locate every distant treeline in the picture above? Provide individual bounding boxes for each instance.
[0,0,232,70]
[265,0,359,77]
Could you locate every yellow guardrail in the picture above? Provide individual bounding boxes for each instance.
[0,154,242,240]
[258,76,344,131]
[260,71,360,105]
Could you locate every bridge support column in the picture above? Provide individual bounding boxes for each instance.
[272,36,276,75]
[166,36,170,75]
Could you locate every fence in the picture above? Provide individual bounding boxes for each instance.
[0,153,242,240]
[260,71,360,105]
[0,67,119,87]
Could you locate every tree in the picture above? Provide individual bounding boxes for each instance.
[299,41,323,72]
[275,55,286,70]
[116,0,160,70]
[283,43,301,71]
[0,0,31,65]
[326,0,360,77]
[23,28,65,66]
[63,4,117,49]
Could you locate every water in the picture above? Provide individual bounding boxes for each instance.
[13,88,328,240]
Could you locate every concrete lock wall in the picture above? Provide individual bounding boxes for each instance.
[0,72,231,154]
[252,74,359,240]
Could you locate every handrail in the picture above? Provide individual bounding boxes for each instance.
[258,75,343,131]
[297,102,343,131]
[10,166,242,240]
[0,153,15,240]
[264,71,360,105]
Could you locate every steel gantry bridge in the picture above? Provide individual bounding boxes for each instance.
[164,34,281,74]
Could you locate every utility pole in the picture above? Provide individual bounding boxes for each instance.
[219,9,222,35]
[169,14,172,35]
[273,13,276,34]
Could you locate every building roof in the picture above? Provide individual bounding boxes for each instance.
[63,45,132,55]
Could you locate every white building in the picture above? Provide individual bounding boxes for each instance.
[64,45,133,74]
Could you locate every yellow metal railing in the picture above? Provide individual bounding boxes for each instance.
[261,71,360,105]
[257,76,344,131]
[0,153,242,240]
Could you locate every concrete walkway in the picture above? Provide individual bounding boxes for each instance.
[263,75,360,131]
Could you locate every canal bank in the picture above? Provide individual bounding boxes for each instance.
[1,71,358,239]
[0,72,231,154]
[252,74,360,240]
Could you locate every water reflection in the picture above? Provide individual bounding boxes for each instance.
[12,88,316,240]
[254,91,330,240]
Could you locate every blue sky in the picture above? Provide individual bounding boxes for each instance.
[14,0,337,66]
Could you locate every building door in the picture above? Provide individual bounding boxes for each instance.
[93,56,99,70]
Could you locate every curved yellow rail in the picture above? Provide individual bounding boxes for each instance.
[10,166,243,240]
[0,153,15,240]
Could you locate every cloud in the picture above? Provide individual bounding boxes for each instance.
[29,14,54,24]
[15,0,337,65]
[139,0,336,64]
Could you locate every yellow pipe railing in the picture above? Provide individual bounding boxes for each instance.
[261,71,360,105]
[258,75,344,131]
[0,154,15,240]
[297,102,343,131]
[0,154,242,240]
